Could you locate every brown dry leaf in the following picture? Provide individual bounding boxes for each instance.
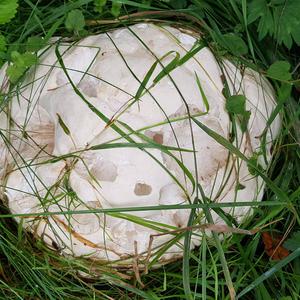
[262,232,289,260]
[0,263,9,282]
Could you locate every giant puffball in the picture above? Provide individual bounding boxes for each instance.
[0,23,280,267]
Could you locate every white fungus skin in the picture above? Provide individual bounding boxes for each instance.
[0,23,280,266]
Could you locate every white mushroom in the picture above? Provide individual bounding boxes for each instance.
[0,23,280,266]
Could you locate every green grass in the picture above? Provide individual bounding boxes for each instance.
[0,0,299,299]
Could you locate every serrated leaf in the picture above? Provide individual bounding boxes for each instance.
[222,33,248,56]
[65,9,85,33]
[10,51,37,68]
[273,0,300,48]
[226,95,246,114]
[248,0,300,48]
[26,36,45,52]
[6,65,24,83]
[11,50,21,62]
[6,51,37,83]
[0,0,18,25]
[284,232,300,251]
[248,0,274,40]
[19,52,37,67]
[267,61,291,81]
[248,0,267,23]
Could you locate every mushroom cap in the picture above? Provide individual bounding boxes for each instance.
[0,23,280,266]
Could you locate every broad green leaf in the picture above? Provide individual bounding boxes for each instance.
[26,36,45,52]
[65,9,85,33]
[240,110,251,133]
[94,0,107,13]
[16,52,37,67]
[6,65,23,83]
[222,33,248,56]
[267,61,291,81]
[226,95,246,115]
[278,83,292,101]
[225,89,250,133]
[6,51,37,83]
[0,0,18,25]
[10,51,22,63]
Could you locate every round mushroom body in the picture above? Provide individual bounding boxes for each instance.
[0,23,280,266]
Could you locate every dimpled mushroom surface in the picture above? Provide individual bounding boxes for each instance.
[0,23,280,267]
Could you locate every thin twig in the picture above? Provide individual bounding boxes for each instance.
[86,10,203,30]
[132,240,144,288]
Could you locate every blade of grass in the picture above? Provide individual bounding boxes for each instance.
[237,248,300,299]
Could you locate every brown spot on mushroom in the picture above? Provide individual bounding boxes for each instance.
[134,183,152,196]
[145,130,164,144]
[153,133,164,144]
